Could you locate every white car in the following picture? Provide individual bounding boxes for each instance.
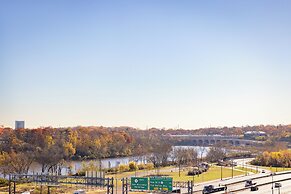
[73,190,86,194]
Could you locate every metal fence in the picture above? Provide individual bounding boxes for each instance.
[8,174,114,194]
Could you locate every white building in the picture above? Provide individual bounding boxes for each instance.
[15,120,25,129]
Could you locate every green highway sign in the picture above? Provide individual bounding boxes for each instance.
[130,177,149,190]
[149,177,173,191]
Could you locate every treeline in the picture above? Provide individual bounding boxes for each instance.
[0,127,171,175]
[167,124,291,144]
[192,125,291,137]
[251,150,291,167]
[2,124,291,141]
[1,124,291,175]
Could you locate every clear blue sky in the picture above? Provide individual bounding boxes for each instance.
[1,1,291,129]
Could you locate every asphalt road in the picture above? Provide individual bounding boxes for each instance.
[254,180,291,194]
[225,171,291,193]
[193,172,269,193]
[193,158,258,192]
[193,158,291,194]
[221,178,291,194]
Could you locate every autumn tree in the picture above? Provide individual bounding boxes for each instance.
[0,151,33,174]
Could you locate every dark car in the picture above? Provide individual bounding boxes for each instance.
[172,187,181,193]
[274,183,282,188]
[245,179,256,187]
[202,185,227,194]
[250,186,258,191]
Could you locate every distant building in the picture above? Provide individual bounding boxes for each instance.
[15,120,25,129]
[244,131,266,140]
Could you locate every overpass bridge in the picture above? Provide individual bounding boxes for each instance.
[166,134,263,146]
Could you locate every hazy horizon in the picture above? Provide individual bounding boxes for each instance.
[2,122,291,131]
[1,1,291,129]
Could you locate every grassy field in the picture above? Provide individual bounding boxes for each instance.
[260,166,291,173]
[163,166,244,182]
[105,165,244,186]
[0,166,244,193]
[106,166,174,179]
[246,162,291,173]
[235,166,258,174]
[0,183,107,194]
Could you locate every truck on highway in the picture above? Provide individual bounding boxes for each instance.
[202,185,227,194]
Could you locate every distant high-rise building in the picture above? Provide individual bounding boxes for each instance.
[15,121,25,129]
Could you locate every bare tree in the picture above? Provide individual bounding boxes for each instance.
[147,140,172,175]
[206,147,226,163]
[198,146,207,162]
[173,147,198,177]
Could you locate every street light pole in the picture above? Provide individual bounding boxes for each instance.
[220,165,223,180]
[242,158,245,176]
[231,159,233,178]
[271,173,274,194]
[192,166,195,186]
[245,163,247,176]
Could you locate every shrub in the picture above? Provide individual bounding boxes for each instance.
[77,161,100,174]
[187,170,195,176]
[106,167,118,173]
[188,169,201,176]
[138,163,146,170]
[118,164,130,172]
[187,166,208,176]
[129,161,138,171]
[145,163,154,170]
[0,178,9,187]
[74,171,85,176]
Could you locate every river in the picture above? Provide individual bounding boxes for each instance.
[28,146,210,175]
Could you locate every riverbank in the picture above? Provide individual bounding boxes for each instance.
[28,146,210,175]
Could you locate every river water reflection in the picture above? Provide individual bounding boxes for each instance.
[28,146,210,175]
